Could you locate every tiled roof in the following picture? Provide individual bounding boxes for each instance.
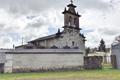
[29,32,63,42]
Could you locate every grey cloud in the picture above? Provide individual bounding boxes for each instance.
[103,30,119,36]
[3,25,19,32]
[26,15,37,20]
[0,0,110,15]
[0,36,11,45]
[3,37,11,43]
[0,0,64,15]
[26,16,47,28]
[78,0,109,11]
[99,28,119,36]
[27,21,44,28]
[0,23,5,28]
[0,0,115,48]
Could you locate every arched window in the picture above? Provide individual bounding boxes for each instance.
[69,16,72,26]
[74,18,77,27]
[72,41,75,46]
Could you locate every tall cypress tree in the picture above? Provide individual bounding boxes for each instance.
[98,39,106,52]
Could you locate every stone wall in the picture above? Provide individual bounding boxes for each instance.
[38,30,85,53]
[64,13,79,28]
[19,27,86,54]
[84,56,103,69]
[112,44,120,69]
[0,50,6,63]
[0,53,5,63]
[0,50,11,73]
[4,49,84,73]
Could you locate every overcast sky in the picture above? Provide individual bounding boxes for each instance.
[0,0,120,48]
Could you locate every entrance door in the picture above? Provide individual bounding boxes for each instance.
[0,63,4,73]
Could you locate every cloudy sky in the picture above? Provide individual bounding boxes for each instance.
[0,0,120,48]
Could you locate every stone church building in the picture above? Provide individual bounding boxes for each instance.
[0,1,86,73]
[16,1,85,51]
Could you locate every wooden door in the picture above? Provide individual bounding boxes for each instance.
[0,63,4,73]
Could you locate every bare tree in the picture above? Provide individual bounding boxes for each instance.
[112,35,120,46]
[115,35,120,42]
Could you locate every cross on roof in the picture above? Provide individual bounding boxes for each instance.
[70,0,73,4]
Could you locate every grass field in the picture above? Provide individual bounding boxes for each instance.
[0,68,120,80]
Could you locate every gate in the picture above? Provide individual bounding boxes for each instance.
[0,63,4,73]
[84,55,115,69]
[111,55,117,69]
[84,56,103,69]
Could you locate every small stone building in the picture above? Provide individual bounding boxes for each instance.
[0,1,86,73]
[111,43,120,69]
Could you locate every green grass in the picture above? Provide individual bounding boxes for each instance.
[103,63,113,69]
[0,69,120,80]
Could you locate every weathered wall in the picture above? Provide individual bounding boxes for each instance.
[4,49,84,73]
[64,13,79,27]
[4,54,13,73]
[0,53,5,63]
[0,50,7,63]
[112,44,120,69]
[38,29,85,54]
[62,29,85,53]
[84,56,103,69]
[16,27,85,55]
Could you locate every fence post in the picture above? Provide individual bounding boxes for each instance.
[111,55,117,69]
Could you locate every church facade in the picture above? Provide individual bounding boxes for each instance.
[0,1,86,73]
[16,1,85,52]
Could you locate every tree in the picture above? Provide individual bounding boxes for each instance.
[115,35,120,42]
[112,35,120,46]
[98,39,106,52]
[85,47,90,56]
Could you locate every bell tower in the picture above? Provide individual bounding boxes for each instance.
[62,0,81,31]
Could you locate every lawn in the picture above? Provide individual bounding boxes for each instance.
[0,69,120,80]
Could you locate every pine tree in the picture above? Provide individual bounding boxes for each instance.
[98,39,106,52]
[85,47,90,56]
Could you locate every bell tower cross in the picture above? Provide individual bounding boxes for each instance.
[62,0,81,31]
[70,0,73,4]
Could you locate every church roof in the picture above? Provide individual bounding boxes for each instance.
[67,3,76,8]
[15,44,28,49]
[29,32,63,43]
[29,32,85,43]
[68,0,76,8]
[80,33,86,38]
[112,42,120,49]
[62,1,81,17]
[30,34,56,42]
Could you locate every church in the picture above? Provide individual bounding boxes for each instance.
[16,0,85,50]
[0,0,86,73]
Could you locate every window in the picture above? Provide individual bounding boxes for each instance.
[69,16,72,26]
[74,18,77,26]
[69,16,72,22]
[72,41,75,46]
